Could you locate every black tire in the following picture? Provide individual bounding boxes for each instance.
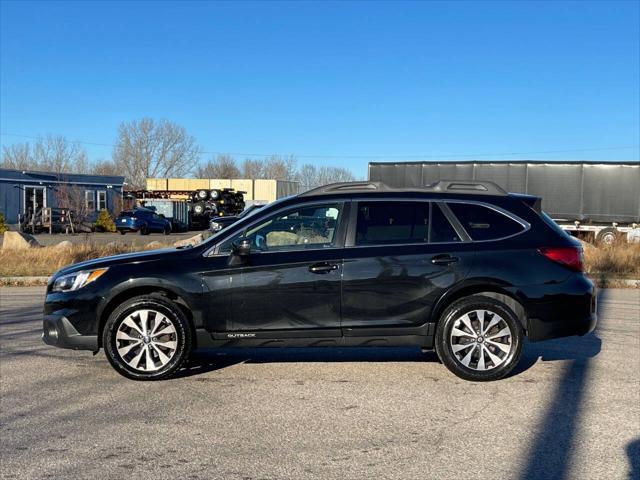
[102,294,193,381]
[435,296,523,382]
[163,224,171,235]
[139,224,149,235]
[595,227,619,246]
[119,230,126,235]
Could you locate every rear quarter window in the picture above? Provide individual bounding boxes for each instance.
[447,202,525,241]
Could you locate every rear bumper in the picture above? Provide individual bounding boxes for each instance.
[512,273,597,342]
[43,313,99,351]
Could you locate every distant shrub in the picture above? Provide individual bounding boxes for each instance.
[0,211,7,234]
[94,209,116,232]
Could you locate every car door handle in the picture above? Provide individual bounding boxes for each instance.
[309,262,339,274]
[431,254,460,266]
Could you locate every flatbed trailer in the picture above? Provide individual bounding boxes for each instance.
[124,187,246,230]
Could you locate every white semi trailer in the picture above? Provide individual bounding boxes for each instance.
[368,161,640,244]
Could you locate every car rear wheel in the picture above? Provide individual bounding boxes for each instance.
[435,296,523,381]
[163,224,171,235]
[139,223,149,235]
[103,294,192,380]
[119,230,126,235]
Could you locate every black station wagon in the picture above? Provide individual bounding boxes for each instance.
[43,181,597,381]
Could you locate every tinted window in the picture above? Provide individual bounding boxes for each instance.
[219,204,342,252]
[356,202,430,245]
[448,203,524,241]
[431,204,461,242]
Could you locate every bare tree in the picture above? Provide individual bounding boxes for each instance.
[297,164,355,191]
[92,160,121,176]
[33,135,89,174]
[196,155,240,179]
[240,158,265,179]
[53,182,92,228]
[113,118,200,188]
[1,143,32,170]
[1,136,89,173]
[263,155,297,181]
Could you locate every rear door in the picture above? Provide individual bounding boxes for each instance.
[341,199,475,334]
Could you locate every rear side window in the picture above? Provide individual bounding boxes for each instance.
[447,203,524,241]
[356,202,429,245]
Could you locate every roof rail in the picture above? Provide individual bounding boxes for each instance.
[426,180,507,195]
[300,181,387,196]
[299,180,507,197]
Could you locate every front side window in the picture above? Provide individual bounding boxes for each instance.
[219,203,342,253]
[447,202,525,241]
[355,201,430,246]
[85,190,95,211]
[97,191,107,211]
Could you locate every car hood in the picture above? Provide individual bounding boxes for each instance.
[52,247,189,278]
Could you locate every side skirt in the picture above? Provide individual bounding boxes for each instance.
[195,330,434,350]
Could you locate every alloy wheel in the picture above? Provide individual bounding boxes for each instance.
[115,309,178,372]
[449,309,513,371]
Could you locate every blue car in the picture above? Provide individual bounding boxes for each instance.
[116,208,172,235]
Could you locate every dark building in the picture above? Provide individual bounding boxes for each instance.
[0,168,125,225]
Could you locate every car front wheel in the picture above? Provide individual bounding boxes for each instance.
[435,296,523,381]
[102,294,192,380]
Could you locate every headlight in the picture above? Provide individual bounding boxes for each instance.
[211,222,222,231]
[51,268,108,293]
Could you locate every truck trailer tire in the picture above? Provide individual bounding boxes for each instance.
[596,227,619,245]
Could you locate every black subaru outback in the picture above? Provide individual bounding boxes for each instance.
[43,181,596,381]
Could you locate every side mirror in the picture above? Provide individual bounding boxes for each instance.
[231,237,251,257]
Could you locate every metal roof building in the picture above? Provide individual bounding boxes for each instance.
[0,168,125,225]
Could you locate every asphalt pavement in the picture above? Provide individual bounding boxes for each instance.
[0,287,638,480]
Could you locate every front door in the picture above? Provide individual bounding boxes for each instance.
[341,200,474,333]
[217,201,347,335]
[24,186,46,215]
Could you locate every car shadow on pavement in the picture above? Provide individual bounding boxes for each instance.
[517,290,606,480]
[175,346,436,379]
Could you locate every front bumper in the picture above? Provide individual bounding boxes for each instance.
[43,313,99,351]
[512,273,597,342]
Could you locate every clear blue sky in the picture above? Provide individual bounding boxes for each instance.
[1,0,639,178]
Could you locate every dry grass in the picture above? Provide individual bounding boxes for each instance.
[0,242,171,277]
[583,242,640,279]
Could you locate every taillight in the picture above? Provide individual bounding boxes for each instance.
[538,246,584,272]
